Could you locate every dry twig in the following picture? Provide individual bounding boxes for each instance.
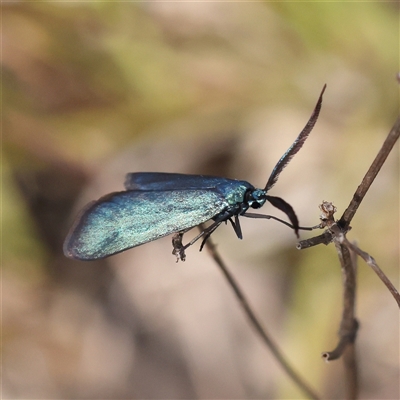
[297,115,400,399]
[202,229,320,400]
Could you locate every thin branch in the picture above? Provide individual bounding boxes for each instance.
[339,116,400,230]
[301,202,359,397]
[202,229,320,400]
[339,235,400,308]
[300,115,400,245]
[321,223,359,399]
[295,107,399,400]
[342,343,359,400]
[298,114,400,308]
[297,231,333,249]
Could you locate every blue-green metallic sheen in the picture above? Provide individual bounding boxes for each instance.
[63,174,261,260]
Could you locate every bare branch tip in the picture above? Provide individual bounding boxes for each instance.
[322,352,331,363]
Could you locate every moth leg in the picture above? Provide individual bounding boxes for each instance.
[228,215,243,239]
[172,231,187,262]
[172,213,238,260]
[172,222,216,261]
[193,213,240,252]
[198,221,224,251]
[174,220,223,259]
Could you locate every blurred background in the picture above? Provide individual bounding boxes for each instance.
[3,2,399,399]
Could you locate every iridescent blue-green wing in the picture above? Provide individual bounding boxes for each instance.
[124,172,240,191]
[63,189,227,261]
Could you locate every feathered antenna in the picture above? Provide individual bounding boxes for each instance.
[265,84,326,192]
